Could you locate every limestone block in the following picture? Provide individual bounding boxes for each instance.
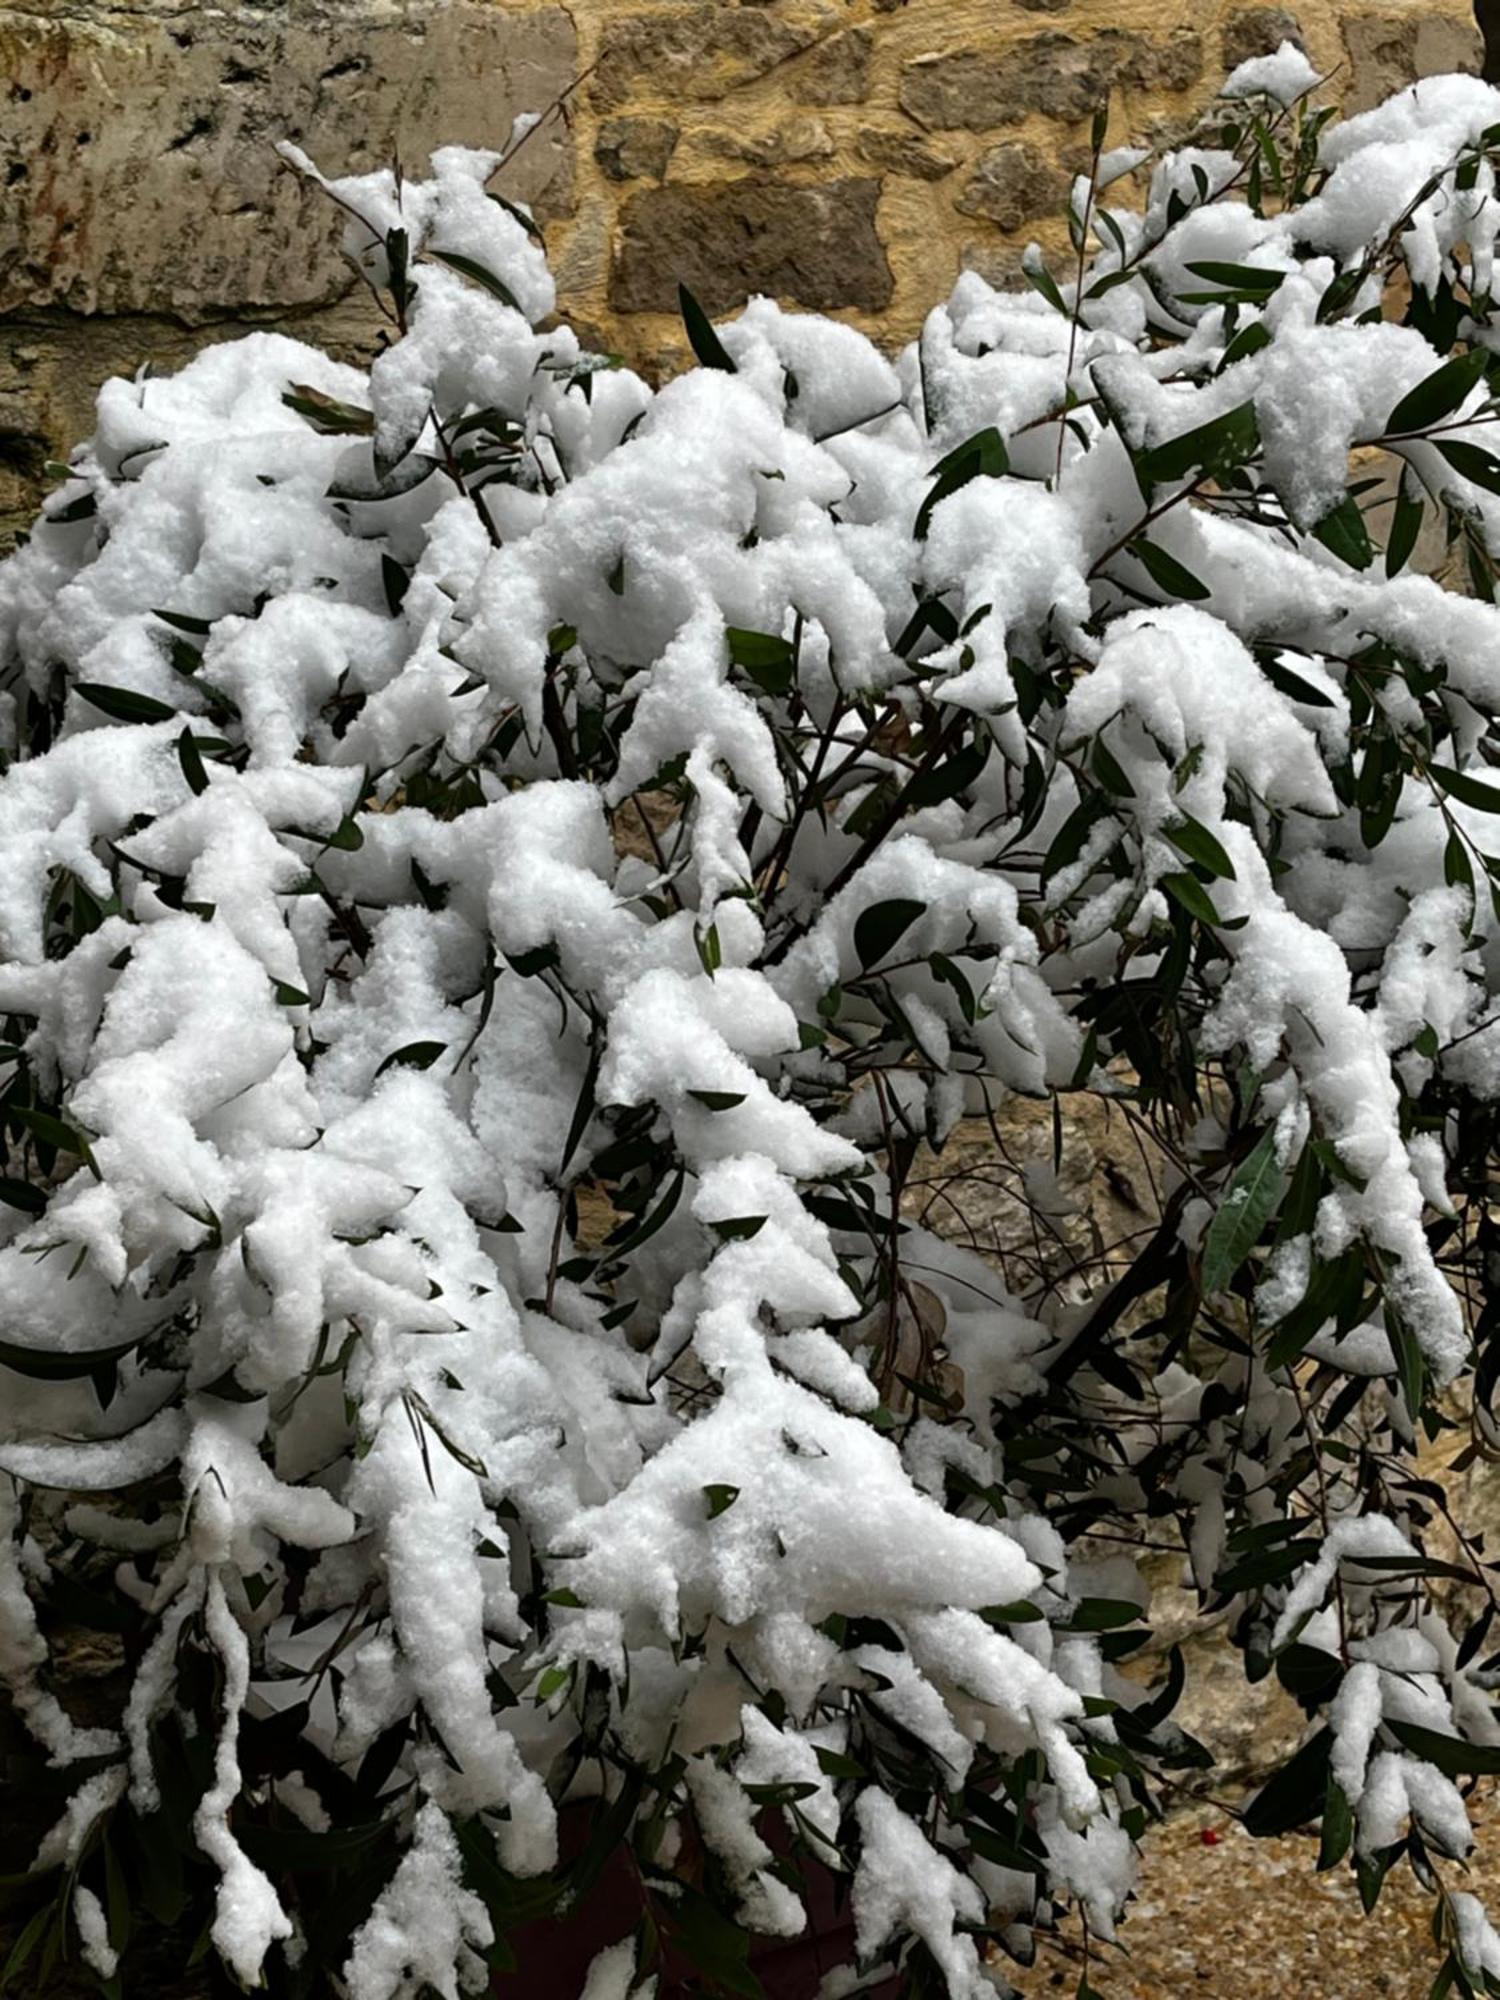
[899,30,1205,130]
[0,3,576,319]
[610,177,893,315]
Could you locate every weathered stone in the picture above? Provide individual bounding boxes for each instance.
[790,26,873,105]
[899,31,1204,130]
[959,242,1033,292]
[855,126,961,182]
[1,295,386,543]
[1221,6,1304,70]
[1015,0,1075,14]
[0,4,575,320]
[592,8,826,110]
[1341,13,1482,114]
[700,116,835,168]
[611,178,892,316]
[594,116,678,183]
[956,141,1069,231]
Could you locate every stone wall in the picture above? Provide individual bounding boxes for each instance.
[0,0,1486,538]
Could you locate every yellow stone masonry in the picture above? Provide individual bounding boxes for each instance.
[551,0,1482,371]
[0,0,1486,533]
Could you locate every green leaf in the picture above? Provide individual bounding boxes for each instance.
[703,1483,740,1518]
[381,553,411,616]
[1041,793,1112,888]
[1063,1597,1143,1631]
[726,628,795,696]
[375,1040,446,1077]
[281,384,375,435]
[1384,347,1490,436]
[1431,764,1500,812]
[1261,654,1336,707]
[1138,401,1260,486]
[153,608,212,636]
[1435,436,1500,495]
[1130,537,1212,600]
[486,189,547,245]
[710,1215,767,1242]
[46,489,98,524]
[176,727,208,796]
[1387,1720,1500,1776]
[505,944,560,978]
[1318,1777,1354,1870]
[10,1103,96,1166]
[1183,260,1287,299]
[76,682,178,724]
[903,739,989,811]
[814,1746,868,1780]
[1243,1728,1332,1837]
[605,1162,686,1257]
[687,1090,746,1110]
[0,1332,144,1384]
[853,898,925,970]
[929,951,977,1025]
[1160,870,1222,925]
[678,283,738,373]
[914,426,1008,540]
[1090,734,1136,799]
[1020,249,1069,314]
[0,1178,46,1216]
[1386,478,1425,576]
[1202,1127,1285,1295]
[1387,1309,1426,1421]
[1220,322,1274,373]
[324,813,365,851]
[1164,813,1236,880]
[1311,493,1374,570]
[1,1901,55,1991]
[425,247,520,311]
[980,1600,1045,1624]
[273,980,311,1007]
[662,1883,765,2000]
[696,922,722,977]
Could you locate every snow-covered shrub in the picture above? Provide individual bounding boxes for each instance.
[5,53,1500,1999]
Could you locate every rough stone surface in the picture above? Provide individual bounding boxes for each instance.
[899,31,1206,130]
[698,115,836,167]
[0,3,575,319]
[592,7,826,110]
[956,140,1070,231]
[1221,5,1306,68]
[611,178,893,315]
[1341,11,1482,112]
[855,126,961,182]
[789,26,874,103]
[1,0,1488,539]
[594,115,679,184]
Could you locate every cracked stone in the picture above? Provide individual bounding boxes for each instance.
[611,178,892,316]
